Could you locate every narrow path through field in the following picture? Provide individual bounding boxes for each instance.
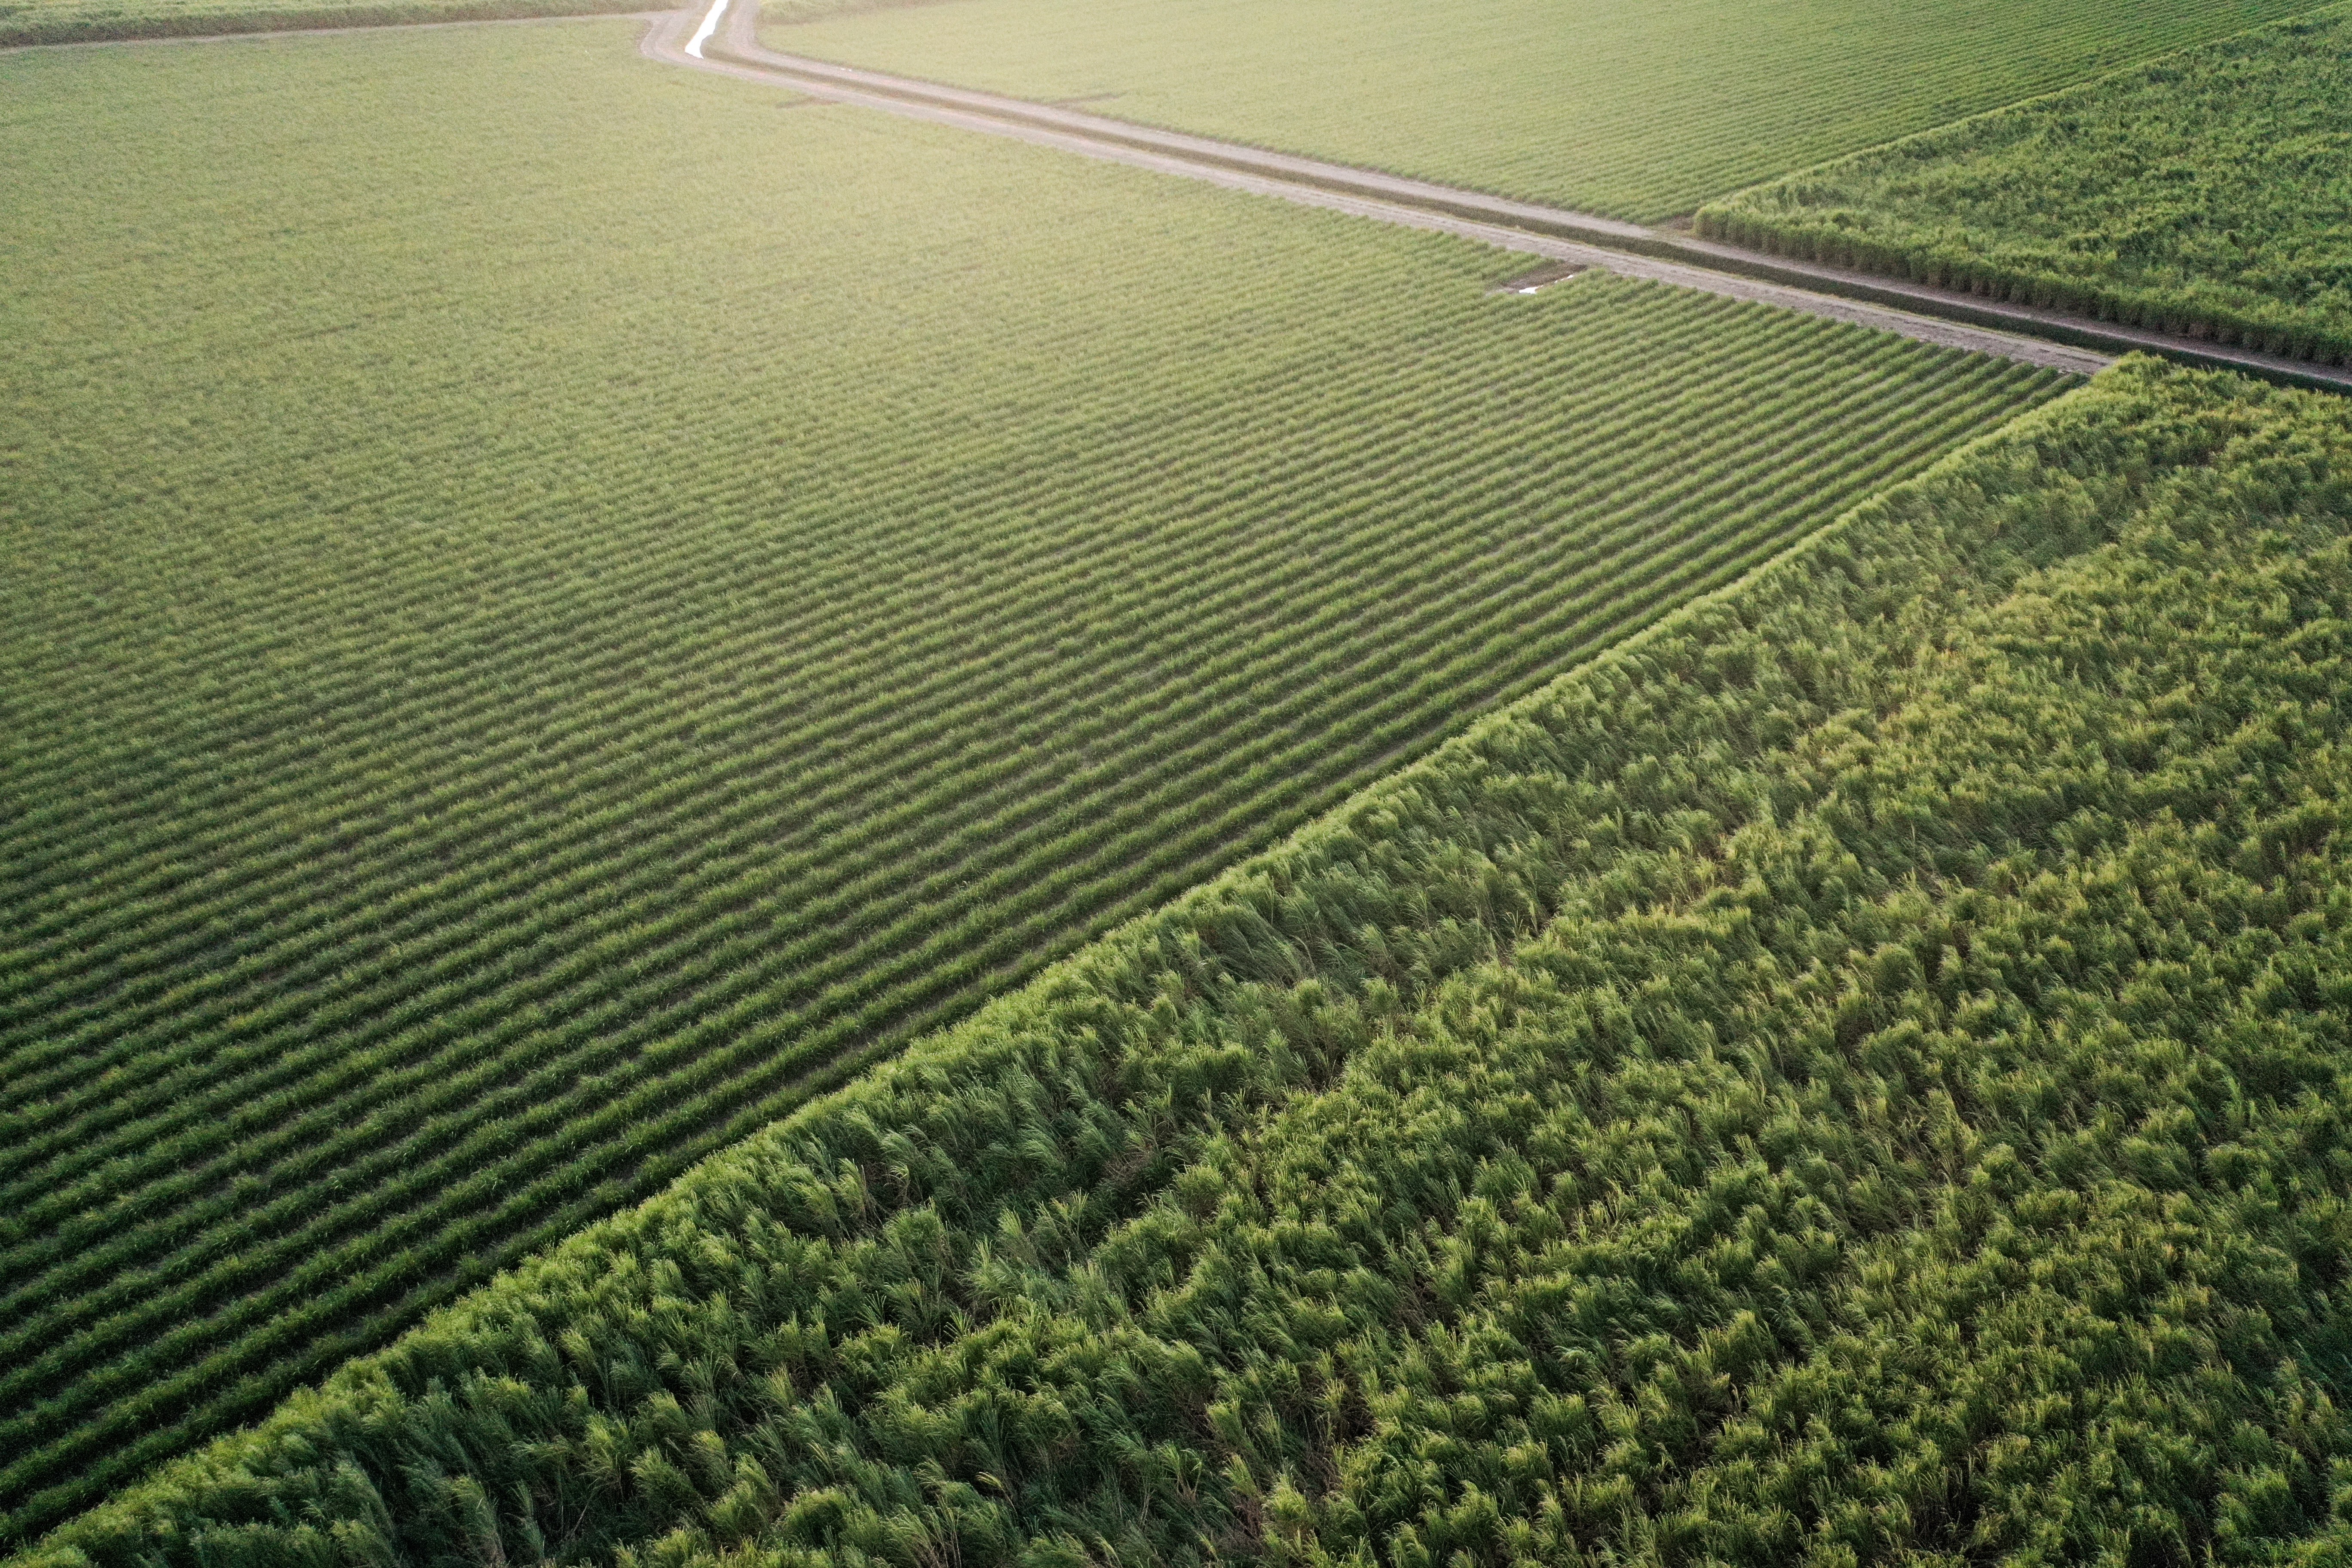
[646,0,2352,392]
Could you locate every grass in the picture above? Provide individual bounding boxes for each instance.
[0,19,2070,1544]
[0,0,640,45]
[754,0,2320,221]
[26,355,2352,1568]
[1698,7,2352,367]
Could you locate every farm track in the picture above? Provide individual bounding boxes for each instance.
[655,0,2352,394]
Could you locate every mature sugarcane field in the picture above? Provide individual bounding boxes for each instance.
[1699,6,2352,368]
[7,0,2352,1559]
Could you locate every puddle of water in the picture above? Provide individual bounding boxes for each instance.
[685,0,726,58]
[1491,260,1587,295]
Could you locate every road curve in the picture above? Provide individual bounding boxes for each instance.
[648,1,2352,392]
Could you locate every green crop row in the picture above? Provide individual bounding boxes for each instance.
[0,276,2045,1550]
[25,355,2352,1568]
[1697,7,2352,366]
[0,28,2066,1541]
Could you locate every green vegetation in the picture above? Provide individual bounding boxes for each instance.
[759,0,2315,221]
[0,0,637,46]
[1700,8,2352,367]
[0,24,2065,1544]
[26,355,2352,1568]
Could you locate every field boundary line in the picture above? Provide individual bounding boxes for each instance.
[1653,227,2352,390]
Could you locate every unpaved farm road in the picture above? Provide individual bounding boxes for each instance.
[649,0,2352,392]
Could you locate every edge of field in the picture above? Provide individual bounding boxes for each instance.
[6,356,2128,1568]
[1689,1,2352,368]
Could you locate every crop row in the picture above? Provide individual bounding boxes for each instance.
[5,286,1851,995]
[28,356,2352,1568]
[2,307,1944,1106]
[2,290,2058,1534]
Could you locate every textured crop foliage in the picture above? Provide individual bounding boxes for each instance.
[27,357,2352,1568]
[1700,9,2352,366]
[0,24,2066,1544]
[760,0,2313,220]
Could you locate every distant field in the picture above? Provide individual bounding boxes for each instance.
[1701,8,2352,366]
[0,0,637,45]
[759,0,2318,220]
[0,21,2067,1544]
[34,355,2352,1568]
